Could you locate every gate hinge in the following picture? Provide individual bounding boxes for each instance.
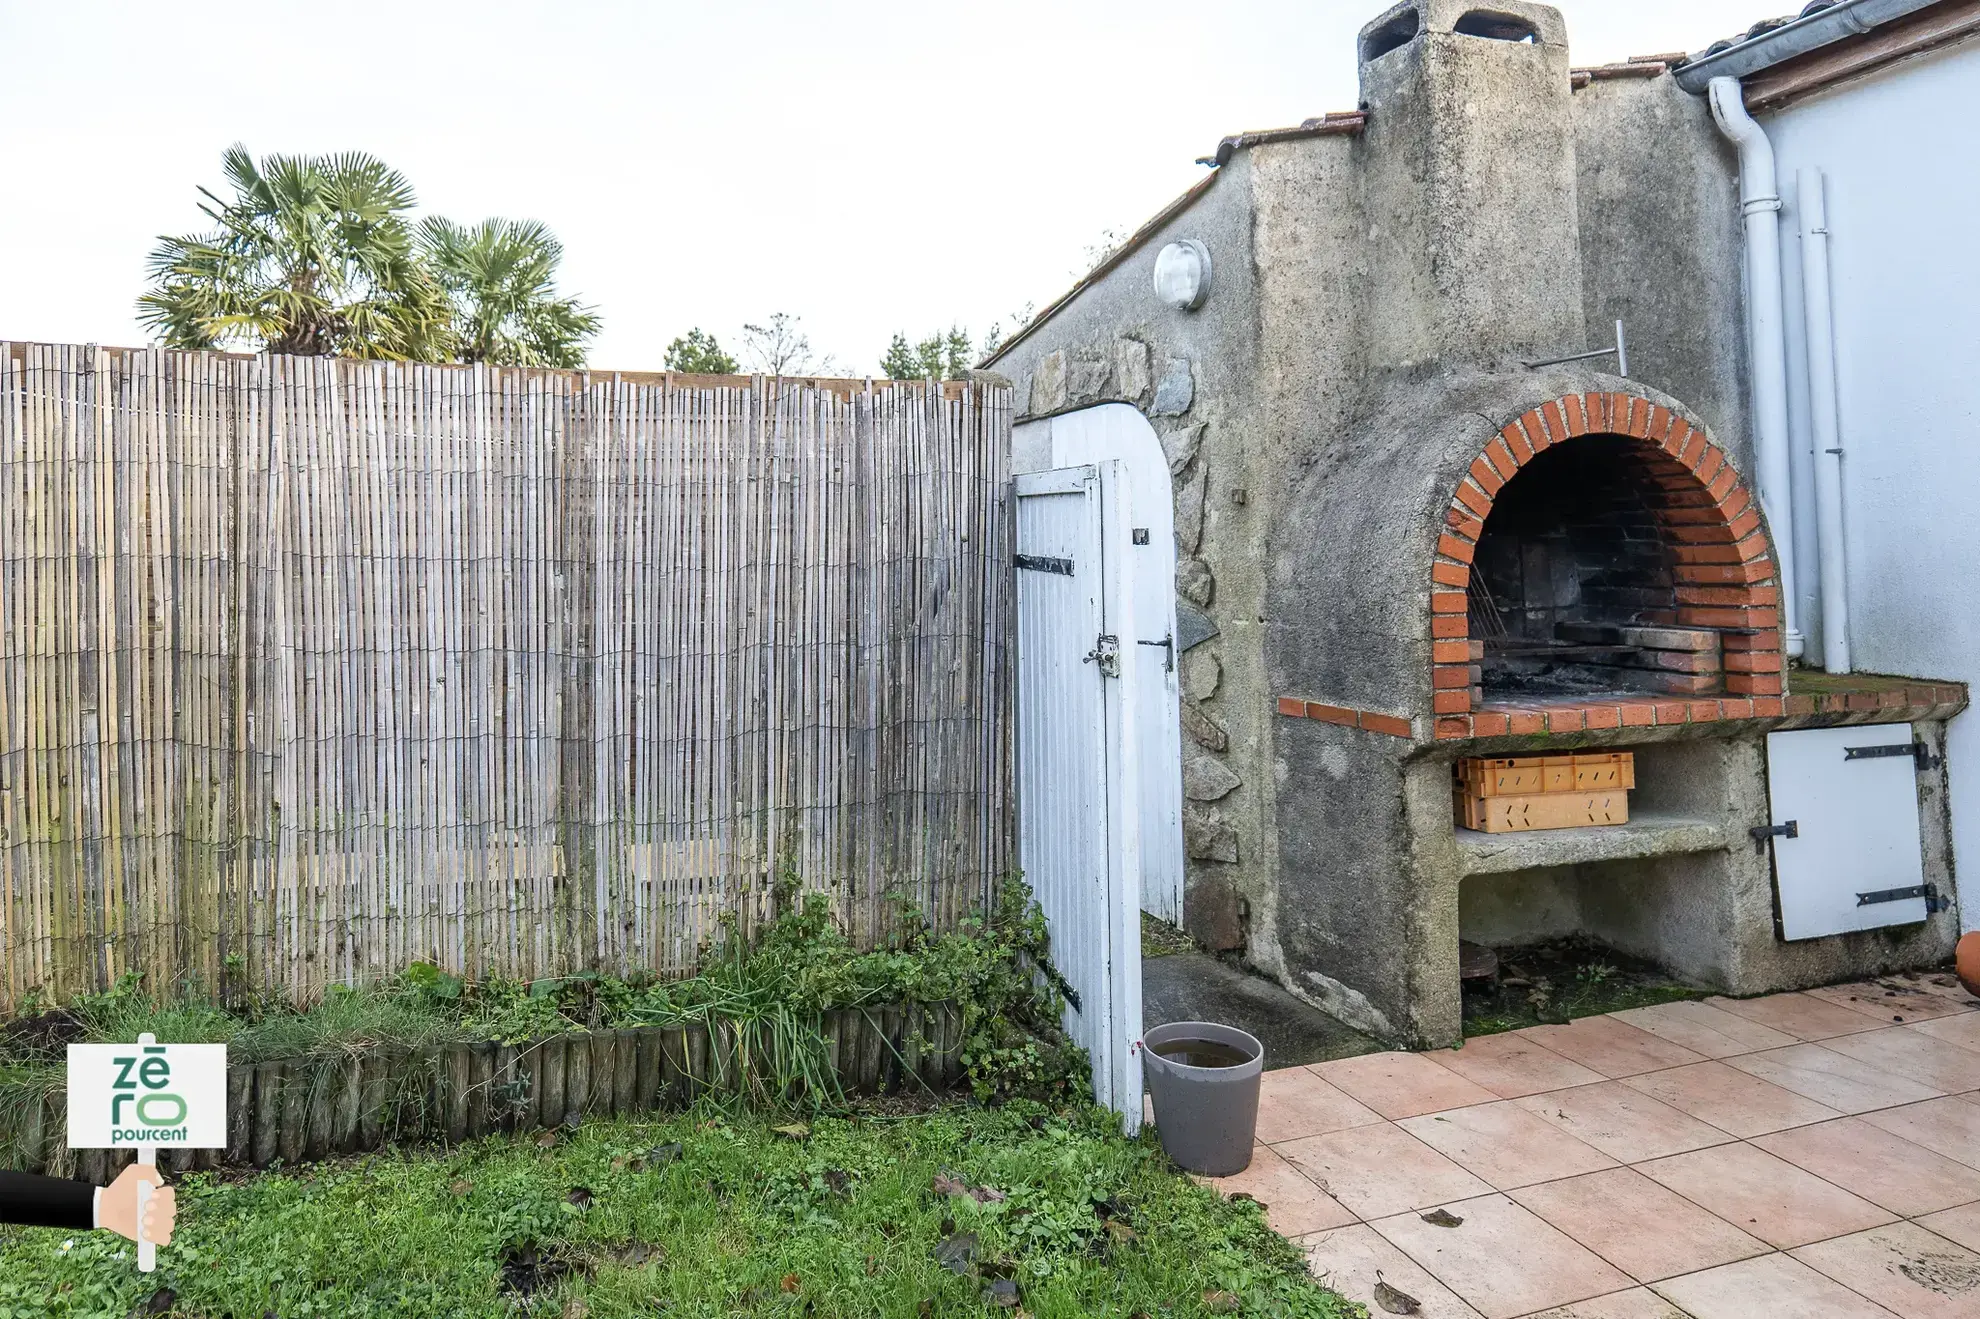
[1750,820,1798,854]
[1844,740,1942,772]
[1083,634,1121,677]
[1137,633,1175,673]
[1037,957,1083,1013]
[1856,882,1951,913]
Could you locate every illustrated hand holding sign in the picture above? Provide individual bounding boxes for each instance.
[67,1033,226,1272]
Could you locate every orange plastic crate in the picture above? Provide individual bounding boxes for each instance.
[1455,752,1634,832]
[1456,752,1634,797]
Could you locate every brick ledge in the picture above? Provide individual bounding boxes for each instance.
[1275,696,1412,739]
[1273,678,1968,745]
[1438,680,1967,741]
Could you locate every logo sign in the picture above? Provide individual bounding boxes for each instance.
[67,1038,227,1150]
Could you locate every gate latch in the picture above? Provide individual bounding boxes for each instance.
[1750,820,1798,854]
[1083,634,1121,677]
[1856,883,1951,913]
[1844,741,1942,772]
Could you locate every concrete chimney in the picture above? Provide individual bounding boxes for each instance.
[1355,0,1587,375]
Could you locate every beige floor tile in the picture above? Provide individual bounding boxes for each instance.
[1652,1253,1900,1318]
[1791,1221,1980,1319]
[1907,1012,1980,1055]
[1753,1117,1980,1216]
[1610,1000,1798,1059]
[1819,1025,1980,1094]
[1299,1222,1486,1319]
[1512,1080,1735,1164]
[1197,1143,1359,1237]
[1277,1121,1492,1220]
[1635,1143,1895,1249]
[1520,1017,1706,1078]
[1915,1202,1980,1253]
[1371,1193,1634,1319]
[1316,1050,1502,1120]
[1857,1097,1980,1171]
[1509,1166,1769,1283]
[1512,1288,1696,1318]
[1707,992,1890,1041]
[1904,974,1980,1008]
[1429,1032,1607,1099]
[1806,980,1977,1025]
[1253,1065,1384,1144]
[1622,1060,1843,1137]
[1399,1101,1616,1190]
[1725,1043,1943,1114]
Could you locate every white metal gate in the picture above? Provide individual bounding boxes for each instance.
[1765,726,1936,940]
[1027,405,1186,922]
[1015,463,1144,1126]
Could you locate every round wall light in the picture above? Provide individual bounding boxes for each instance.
[1152,239,1212,311]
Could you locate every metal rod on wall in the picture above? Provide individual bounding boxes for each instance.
[1523,321,1629,377]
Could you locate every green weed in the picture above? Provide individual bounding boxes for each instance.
[0,878,1092,1129]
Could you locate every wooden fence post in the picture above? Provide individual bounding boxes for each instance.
[536,1037,566,1127]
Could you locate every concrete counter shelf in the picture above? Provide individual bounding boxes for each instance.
[1456,809,1731,876]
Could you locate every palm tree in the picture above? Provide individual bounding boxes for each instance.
[418,217,600,368]
[138,145,452,360]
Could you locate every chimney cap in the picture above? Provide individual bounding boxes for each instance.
[1358,0,1569,65]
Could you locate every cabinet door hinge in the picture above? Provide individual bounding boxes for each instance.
[1750,820,1798,854]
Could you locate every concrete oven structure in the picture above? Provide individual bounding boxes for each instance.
[989,0,1967,1046]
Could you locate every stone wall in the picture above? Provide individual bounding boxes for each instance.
[997,149,1283,954]
[1572,72,1754,473]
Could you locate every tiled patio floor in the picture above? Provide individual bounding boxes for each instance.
[1193,980,1980,1318]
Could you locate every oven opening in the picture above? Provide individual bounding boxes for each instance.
[1469,438,1727,700]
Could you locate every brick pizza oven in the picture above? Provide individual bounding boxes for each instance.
[991,0,1966,1046]
[1435,390,1782,725]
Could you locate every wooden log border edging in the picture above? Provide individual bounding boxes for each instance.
[5,1005,962,1180]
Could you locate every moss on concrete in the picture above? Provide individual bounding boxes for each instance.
[1460,935,1704,1037]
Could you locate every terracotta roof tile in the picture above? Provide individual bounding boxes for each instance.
[1196,112,1369,168]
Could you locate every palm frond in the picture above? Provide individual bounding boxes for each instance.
[141,149,597,366]
[418,214,599,366]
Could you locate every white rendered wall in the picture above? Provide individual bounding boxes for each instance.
[1765,36,1980,932]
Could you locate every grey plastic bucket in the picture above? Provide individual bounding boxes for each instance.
[1141,1020,1264,1176]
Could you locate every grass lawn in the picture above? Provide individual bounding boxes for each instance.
[0,1104,1358,1319]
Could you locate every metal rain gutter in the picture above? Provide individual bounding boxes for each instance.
[1674,0,1945,92]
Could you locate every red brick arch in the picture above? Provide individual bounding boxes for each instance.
[1431,390,1783,723]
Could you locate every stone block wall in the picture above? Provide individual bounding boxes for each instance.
[996,145,1280,955]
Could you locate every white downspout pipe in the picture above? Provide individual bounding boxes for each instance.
[1709,77,1804,660]
[1797,167,1851,674]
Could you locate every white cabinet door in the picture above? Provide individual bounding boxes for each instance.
[1765,726,1930,940]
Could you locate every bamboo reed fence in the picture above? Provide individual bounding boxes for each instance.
[0,343,1014,1012]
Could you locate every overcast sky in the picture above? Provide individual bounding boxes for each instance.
[0,1,1782,375]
